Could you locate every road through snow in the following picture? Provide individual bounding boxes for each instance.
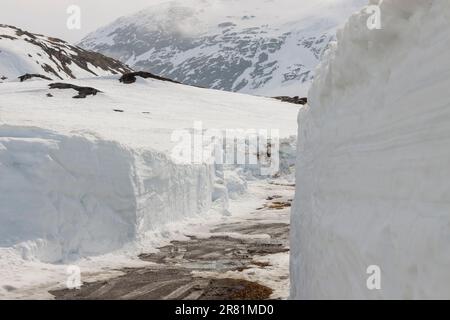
[50,180,293,300]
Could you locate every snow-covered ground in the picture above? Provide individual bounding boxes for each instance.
[291,0,450,299]
[0,76,298,298]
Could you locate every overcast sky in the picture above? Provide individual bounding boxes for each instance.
[0,0,366,44]
[0,0,167,43]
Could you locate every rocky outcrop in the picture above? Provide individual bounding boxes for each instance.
[0,24,133,80]
[18,74,52,82]
[119,71,180,84]
[273,96,307,105]
[49,83,102,99]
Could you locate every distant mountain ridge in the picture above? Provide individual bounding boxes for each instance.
[78,0,367,96]
[0,24,132,82]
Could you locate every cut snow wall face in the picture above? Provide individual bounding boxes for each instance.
[0,126,213,263]
[291,0,450,299]
[134,150,213,235]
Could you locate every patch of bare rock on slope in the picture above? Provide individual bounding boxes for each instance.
[0,24,132,80]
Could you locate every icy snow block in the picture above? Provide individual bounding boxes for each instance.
[0,126,213,262]
[291,0,450,299]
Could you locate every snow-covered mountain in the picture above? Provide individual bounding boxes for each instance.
[0,24,132,82]
[78,0,367,97]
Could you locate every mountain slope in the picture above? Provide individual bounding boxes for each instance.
[0,24,132,82]
[78,0,367,96]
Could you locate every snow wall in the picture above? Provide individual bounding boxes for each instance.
[291,0,450,299]
[0,125,296,263]
[0,126,213,262]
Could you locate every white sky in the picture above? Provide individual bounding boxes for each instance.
[0,0,168,43]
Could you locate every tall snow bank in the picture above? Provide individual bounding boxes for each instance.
[291,0,450,299]
[0,126,212,262]
[0,75,298,264]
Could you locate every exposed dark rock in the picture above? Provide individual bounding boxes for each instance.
[0,35,16,40]
[119,71,180,84]
[49,83,102,99]
[1,24,133,80]
[18,73,52,82]
[273,96,307,105]
[113,109,124,113]
[46,93,53,97]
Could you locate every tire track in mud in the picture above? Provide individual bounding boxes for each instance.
[50,183,294,300]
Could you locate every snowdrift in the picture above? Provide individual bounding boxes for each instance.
[0,77,298,263]
[0,126,212,262]
[291,0,450,299]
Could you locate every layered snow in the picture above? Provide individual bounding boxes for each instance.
[0,126,213,262]
[0,77,298,266]
[291,0,450,299]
